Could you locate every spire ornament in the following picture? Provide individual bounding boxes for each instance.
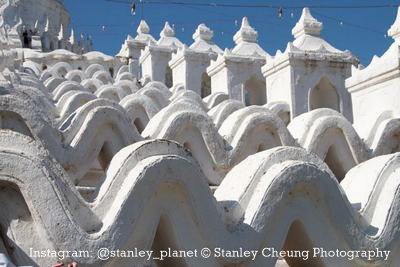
[292,7,323,39]
[233,17,258,44]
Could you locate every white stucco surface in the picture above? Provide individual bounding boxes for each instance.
[0,4,400,267]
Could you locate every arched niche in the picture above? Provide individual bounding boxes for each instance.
[200,72,211,98]
[109,67,114,78]
[165,65,173,89]
[309,77,340,111]
[242,76,266,106]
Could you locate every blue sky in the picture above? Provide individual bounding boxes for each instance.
[64,0,399,65]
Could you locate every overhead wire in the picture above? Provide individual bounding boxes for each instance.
[101,0,395,36]
[105,0,400,9]
[312,10,386,35]
[76,0,396,61]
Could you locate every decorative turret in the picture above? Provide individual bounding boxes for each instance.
[261,7,357,123]
[141,21,182,86]
[168,23,221,95]
[117,21,154,78]
[206,17,267,104]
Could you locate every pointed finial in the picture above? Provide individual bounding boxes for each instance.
[242,16,250,28]
[388,6,400,43]
[192,23,213,41]
[69,28,75,44]
[292,7,323,39]
[34,20,39,32]
[233,17,258,44]
[137,20,150,34]
[58,24,64,40]
[160,21,175,37]
[44,17,50,32]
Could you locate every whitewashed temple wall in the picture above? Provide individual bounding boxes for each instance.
[0,0,70,35]
[286,60,353,120]
[350,78,400,135]
[170,52,213,96]
[345,8,400,137]
[207,57,266,104]
[140,46,173,85]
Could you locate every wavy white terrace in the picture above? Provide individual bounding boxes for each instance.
[1,131,400,266]
[0,1,400,266]
[2,73,400,190]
